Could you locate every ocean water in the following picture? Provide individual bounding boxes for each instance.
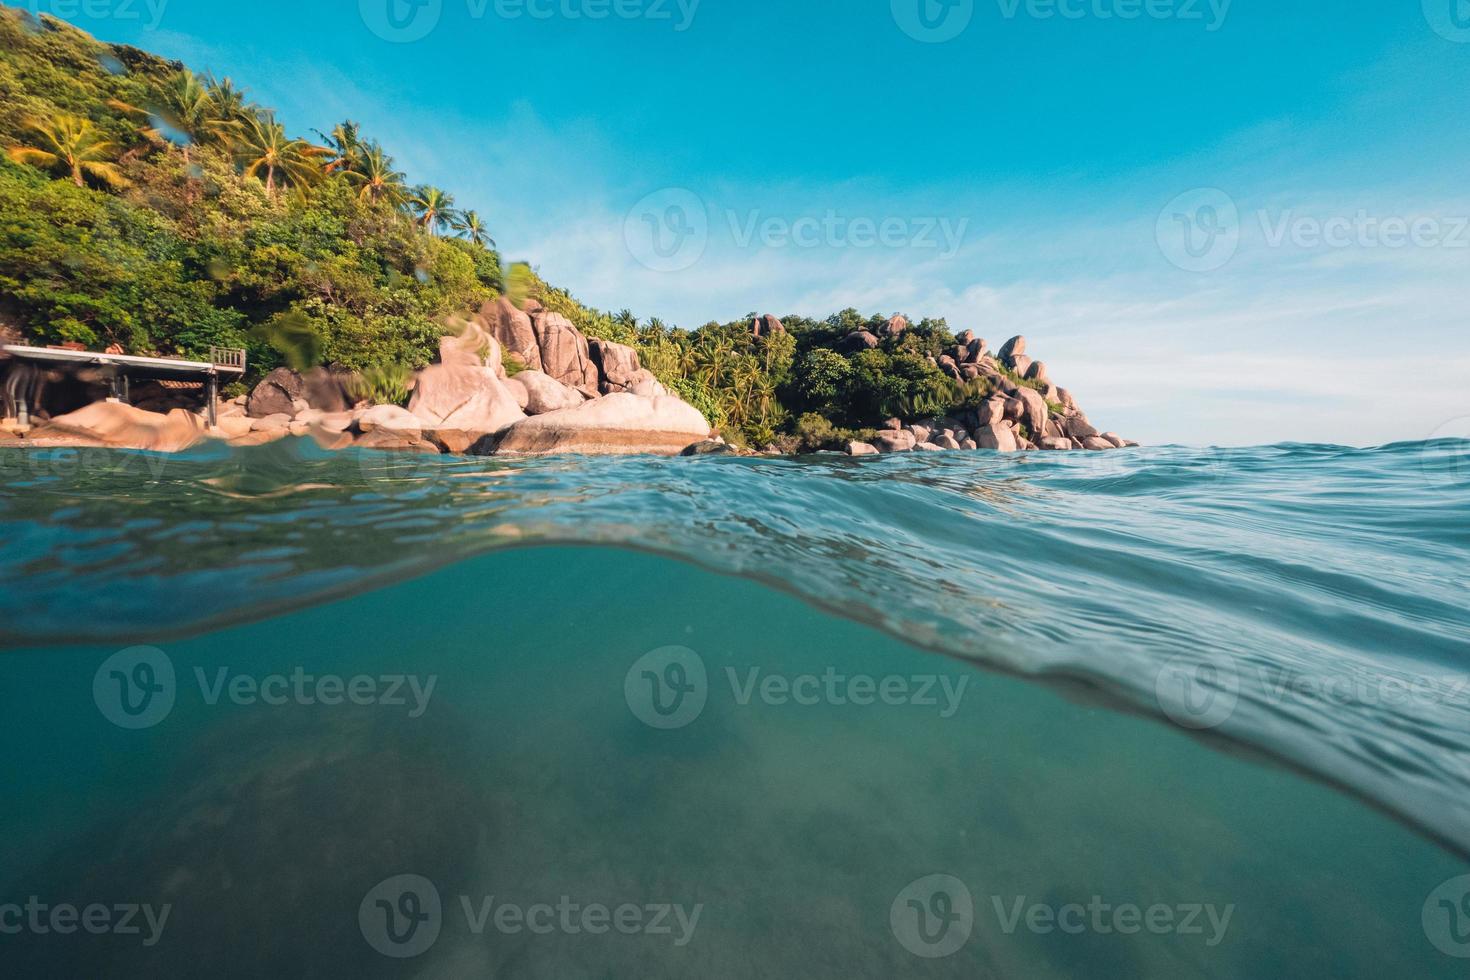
[0,441,1467,977]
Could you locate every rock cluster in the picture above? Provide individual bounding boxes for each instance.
[847,335,1137,456]
[216,304,712,457]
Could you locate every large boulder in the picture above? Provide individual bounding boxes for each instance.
[246,368,304,419]
[750,314,786,338]
[531,311,600,396]
[1062,415,1101,441]
[882,315,908,337]
[28,402,206,453]
[357,403,424,440]
[588,339,644,394]
[488,392,711,456]
[502,376,531,411]
[1013,387,1049,439]
[1025,360,1050,385]
[997,336,1026,366]
[840,330,880,353]
[977,397,1006,427]
[974,424,1019,452]
[440,317,505,377]
[510,370,585,416]
[478,297,540,371]
[965,338,987,363]
[629,376,669,399]
[406,366,524,445]
[301,368,358,414]
[872,430,917,453]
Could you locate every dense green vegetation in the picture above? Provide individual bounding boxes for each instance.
[0,9,1033,448]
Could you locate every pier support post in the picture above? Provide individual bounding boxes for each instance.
[206,373,218,428]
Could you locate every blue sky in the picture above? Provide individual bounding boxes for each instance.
[21,0,1470,445]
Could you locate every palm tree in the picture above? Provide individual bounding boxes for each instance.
[109,71,239,162]
[410,186,458,236]
[204,75,252,127]
[315,120,364,174]
[7,114,127,189]
[343,143,408,206]
[156,71,229,161]
[234,111,327,196]
[454,209,495,247]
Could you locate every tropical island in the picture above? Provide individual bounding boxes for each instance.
[0,9,1133,457]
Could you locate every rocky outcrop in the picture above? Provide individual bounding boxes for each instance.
[246,368,304,419]
[841,330,880,353]
[532,311,600,396]
[997,336,1026,367]
[488,392,711,456]
[357,403,424,440]
[750,314,786,338]
[974,424,1019,452]
[588,340,650,395]
[509,370,585,416]
[302,368,359,414]
[440,317,504,378]
[882,315,908,337]
[24,402,207,453]
[406,366,524,440]
[479,297,540,371]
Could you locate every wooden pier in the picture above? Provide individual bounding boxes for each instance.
[1,345,246,427]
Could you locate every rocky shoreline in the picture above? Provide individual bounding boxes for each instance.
[1,301,1136,459]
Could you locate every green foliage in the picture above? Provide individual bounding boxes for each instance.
[348,360,415,407]
[0,10,500,377]
[0,11,1026,443]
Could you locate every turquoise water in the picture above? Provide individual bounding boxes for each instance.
[1,441,1467,976]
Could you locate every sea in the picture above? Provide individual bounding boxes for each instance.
[0,439,1467,977]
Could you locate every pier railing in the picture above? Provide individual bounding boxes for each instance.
[209,347,247,372]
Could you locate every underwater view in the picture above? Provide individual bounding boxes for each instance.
[4,1,1470,976]
[1,441,1467,976]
